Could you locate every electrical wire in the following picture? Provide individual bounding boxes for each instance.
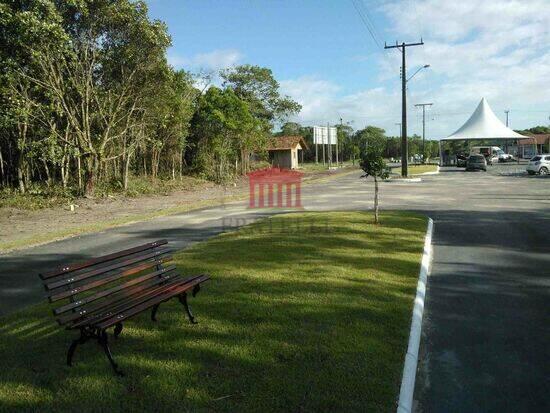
[350,0,383,49]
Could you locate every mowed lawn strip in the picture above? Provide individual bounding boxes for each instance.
[0,211,426,412]
[394,164,438,175]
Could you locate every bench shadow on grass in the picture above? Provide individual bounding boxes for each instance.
[0,211,426,412]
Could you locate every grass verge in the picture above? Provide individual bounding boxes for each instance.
[0,211,426,412]
[0,167,359,254]
[392,164,438,175]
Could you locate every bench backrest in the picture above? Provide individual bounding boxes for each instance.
[39,239,179,327]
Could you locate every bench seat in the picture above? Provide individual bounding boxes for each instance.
[39,239,210,375]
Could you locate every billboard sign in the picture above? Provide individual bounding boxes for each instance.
[313,126,337,145]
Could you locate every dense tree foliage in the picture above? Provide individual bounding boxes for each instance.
[515,125,550,135]
[0,1,299,195]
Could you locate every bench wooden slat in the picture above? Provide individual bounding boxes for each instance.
[68,275,203,329]
[95,275,209,330]
[45,248,172,291]
[48,257,172,303]
[39,239,168,280]
[56,273,184,326]
[52,264,177,316]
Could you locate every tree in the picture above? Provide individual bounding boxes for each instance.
[360,150,390,224]
[188,87,263,182]
[515,126,550,135]
[354,126,386,158]
[221,64,301,124]
[279,122,302,136]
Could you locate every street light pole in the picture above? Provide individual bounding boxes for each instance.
[415,103,433,164]
[385,40,425,177]
[395,123,402,137]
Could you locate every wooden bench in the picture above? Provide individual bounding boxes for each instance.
[39,239,209,376]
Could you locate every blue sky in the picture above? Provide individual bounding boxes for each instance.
[147,0,550,138]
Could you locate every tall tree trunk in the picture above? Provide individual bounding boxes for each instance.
[373,177,379,224]
[17,161,25,193]
[0,149,5,186]
[172,155,176,180]
[123,152,132,191]
[84,155,99,196]
[77,156,82,191]
[42,160,51,186]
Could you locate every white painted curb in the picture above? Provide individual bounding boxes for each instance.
[386,177,422,183]
[396,217,434,413]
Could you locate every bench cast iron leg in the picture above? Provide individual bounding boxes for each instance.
[99,330,124,376]
[151,304,160,321]
[67,328,89,367]
[114,322,123,338]
[179,292,198,324]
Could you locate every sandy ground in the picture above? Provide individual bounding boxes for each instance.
[0,167,353,252]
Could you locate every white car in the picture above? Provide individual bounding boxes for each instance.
[497,151,515,162]
[526,154,550,175]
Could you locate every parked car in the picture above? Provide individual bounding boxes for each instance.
[526,154,550,175]
[498,151,515,162]
[470,146,501,165]
[466,154,487,171]
[456,154,468,167]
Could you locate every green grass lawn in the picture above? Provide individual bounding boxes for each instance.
[0,211,426,412]
[392,164,438,175]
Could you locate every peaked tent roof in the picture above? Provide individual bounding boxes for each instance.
[444,98,526,140]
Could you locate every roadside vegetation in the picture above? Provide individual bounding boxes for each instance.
[0,0,300,197]
[0,211,426,412]
[1,1,439,211]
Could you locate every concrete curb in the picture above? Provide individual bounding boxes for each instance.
[397,217,434,413]
[386,177,422,183]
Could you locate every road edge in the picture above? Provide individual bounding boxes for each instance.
[0,167,360,255]
[397,217,434,413]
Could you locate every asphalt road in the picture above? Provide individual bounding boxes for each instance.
[1,164,549,411]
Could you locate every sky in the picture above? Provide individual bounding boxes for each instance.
[146,0,550,139]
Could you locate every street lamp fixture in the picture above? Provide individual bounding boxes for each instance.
[407,64,430,83]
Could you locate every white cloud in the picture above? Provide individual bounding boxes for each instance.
[167,49,243,72]
[283,0,550,138]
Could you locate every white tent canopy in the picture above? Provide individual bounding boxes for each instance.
[443,98,525,141]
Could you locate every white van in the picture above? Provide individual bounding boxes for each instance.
[470,146,503,165]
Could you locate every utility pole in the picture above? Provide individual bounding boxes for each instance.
[504,110,510,127]
[395,123,402,137]
[415,103,433,164]
[327,122,332,168]
[338,118,342,166]
[322,127,326,166]
[315,138,318,164]
[385,39,424,177]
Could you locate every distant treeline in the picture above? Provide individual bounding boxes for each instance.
[275,122,441,163]
[0,0,300,196]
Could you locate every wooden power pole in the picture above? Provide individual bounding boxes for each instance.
[385,40,424,177]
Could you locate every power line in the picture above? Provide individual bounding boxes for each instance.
[350,0,382,49]
[355,0,383,47]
